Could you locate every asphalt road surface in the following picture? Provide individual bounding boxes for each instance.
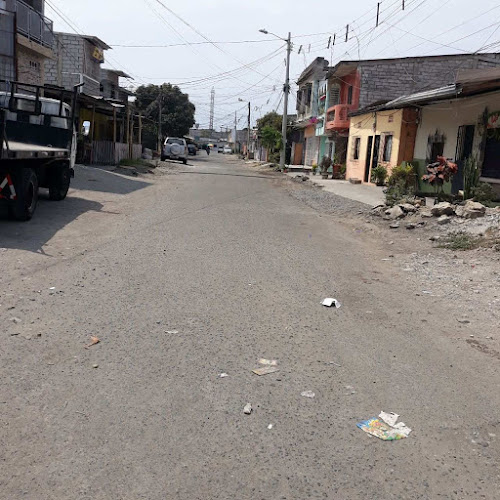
[1,154,499,499]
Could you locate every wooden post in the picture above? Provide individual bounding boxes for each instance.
[138,114,142,146]
[113,107,117,163]
[126,106,130,152]
[90,105,96,164]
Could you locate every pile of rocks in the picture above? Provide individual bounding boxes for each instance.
[372,199,500,233]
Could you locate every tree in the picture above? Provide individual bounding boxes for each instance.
[257,111,282,134]
[260,126,282,154]
[133,84,196,150]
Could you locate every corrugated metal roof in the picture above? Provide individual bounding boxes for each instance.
[383,84,461,108]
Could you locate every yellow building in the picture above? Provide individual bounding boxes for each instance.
[346,108,418,183]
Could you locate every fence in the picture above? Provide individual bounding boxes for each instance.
[92,141,142,165]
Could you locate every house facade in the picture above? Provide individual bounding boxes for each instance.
[1,0,54,87]
[293,57,328,166]
[346,107,418,182]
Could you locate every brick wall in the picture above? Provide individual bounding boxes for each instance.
[17,45,44,85]
[358,54,500,108]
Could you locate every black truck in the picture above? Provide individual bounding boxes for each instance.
[0,81,80,221]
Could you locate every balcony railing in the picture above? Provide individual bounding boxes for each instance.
[325,104,354,131]
[6,0,54,49]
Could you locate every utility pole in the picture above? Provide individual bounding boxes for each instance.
[157,91,162,154]
[280,32,292,171]
[234,110,237,153]
[209,87,215,132]
[247,102,251,160]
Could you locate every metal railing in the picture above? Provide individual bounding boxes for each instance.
[5,0,54,49]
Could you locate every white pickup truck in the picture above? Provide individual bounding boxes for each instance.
[161,137,188,164]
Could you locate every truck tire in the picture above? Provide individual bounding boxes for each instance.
[49,164,71,201]
[9,168,39,221]
[182,158,187,165]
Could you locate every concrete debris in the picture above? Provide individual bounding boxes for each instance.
[431,202,454,217]
[389,222,400,229]
[437,215,451,225]
[385,206,405,220]
[455,200,487,219]
[399,203,417,213]
[406,223,416,230]
[243,403,252,415]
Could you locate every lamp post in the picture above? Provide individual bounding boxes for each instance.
[259,29,292,170]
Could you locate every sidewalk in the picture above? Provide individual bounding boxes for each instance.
[286,172,385,207]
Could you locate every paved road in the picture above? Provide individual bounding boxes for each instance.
[1,154,499,499]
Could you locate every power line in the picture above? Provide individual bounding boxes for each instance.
[110,40,277,48]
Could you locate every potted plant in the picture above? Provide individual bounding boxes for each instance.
[320,155,332,179]
[422,156,458,199]
[311,163,318,175]
[371,164,388,186]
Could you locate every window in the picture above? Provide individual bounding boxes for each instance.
[426,131,446,163]
[329,84,340,107]
[347,85,353,105]
[353,137,361,160]
[382,135,393,162]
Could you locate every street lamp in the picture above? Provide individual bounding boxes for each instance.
[259,29,292,171]
[239,98,251,160]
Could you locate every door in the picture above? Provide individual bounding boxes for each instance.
[293,143,304,165]
[366,135,381,183]
[453,125,475,193]
[364,136,373,183]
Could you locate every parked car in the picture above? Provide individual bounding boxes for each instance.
[223,146,232,154]
[217,145,224,154]
[187,144,197,156]
[162,137,188,164]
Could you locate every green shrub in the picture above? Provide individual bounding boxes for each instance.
[388,163,416,189]
[471,182,496,204]
[439,232,479,251]
[371,165,388,185]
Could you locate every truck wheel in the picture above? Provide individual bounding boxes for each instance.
[9,168,39,221]
[49,165,71,201]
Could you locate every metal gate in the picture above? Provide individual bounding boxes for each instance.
[305,136,320,166]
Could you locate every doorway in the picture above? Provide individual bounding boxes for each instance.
[453,125,475,193]
[364,136,373,183]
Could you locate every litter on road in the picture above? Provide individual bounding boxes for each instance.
[165,330,179,334]
[243,403,252,415]
[322,298,341,308]
[85,336,100,349]
[357,412,412,441]
[301,391,316,399]
[268,424,273,430]
[219,373,229,378]
[258,359,278,366]
[253,366,279,376]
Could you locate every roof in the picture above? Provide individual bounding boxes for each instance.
[101,68,131,79]
[55,32,111,50]
[327,52,500,79]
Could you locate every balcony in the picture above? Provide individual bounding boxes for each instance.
[6,0,54,50]
[325,104,354,131]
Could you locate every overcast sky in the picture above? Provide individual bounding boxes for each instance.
[47,0,500,130]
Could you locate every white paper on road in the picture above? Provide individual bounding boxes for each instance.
[258,359,278,366]
[379,411,400,427]
[322,298,341,308]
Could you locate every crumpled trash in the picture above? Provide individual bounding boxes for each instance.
[219,373,229,378]
[253,366,279,376]
[243,403,252,415]
[322,298,341,308]
[301,390,316,399]
[357,411,412,441]
[85,336,100,349]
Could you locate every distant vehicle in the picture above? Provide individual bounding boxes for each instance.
[223,146,232,154]
[162,137,188,164]
[0,80,79,221]
[187,144,197,156]
[217,145,224,153]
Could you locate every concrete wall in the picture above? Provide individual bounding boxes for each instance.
[17,45,44,85]
[45,34,102,95]
[358,54,500,109]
